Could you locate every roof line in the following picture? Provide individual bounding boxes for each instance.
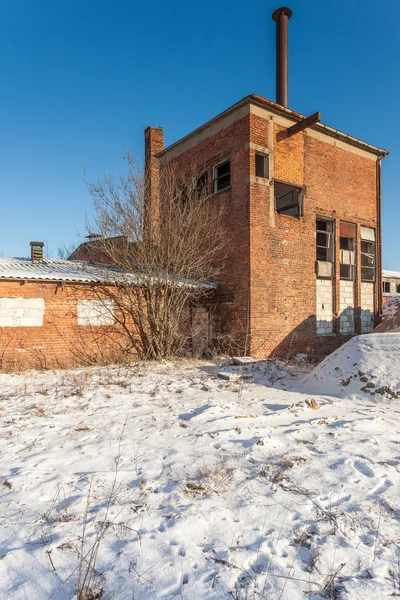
[157,94,389,158]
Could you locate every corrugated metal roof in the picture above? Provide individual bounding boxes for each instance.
[0,257,115,282]
[0,257,216,289]
[383,269,400,280]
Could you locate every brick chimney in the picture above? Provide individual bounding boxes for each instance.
[30,241,44,264]
[144,126,164,236]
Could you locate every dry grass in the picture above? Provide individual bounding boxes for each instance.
[183,457,235,498]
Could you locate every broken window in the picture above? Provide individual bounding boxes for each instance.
[275,181,304,217]
[255,153,269,179]
[383,281,391,294]
[316,219,334,262]
[213,160,230,193]
[340,221,356,280]
[360,227,376,282]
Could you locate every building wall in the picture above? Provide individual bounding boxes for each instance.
[248,107,379,356]
[155,112,252,350]
[382,275,400,305]
[149,99,381,358]
[0,280,126,370]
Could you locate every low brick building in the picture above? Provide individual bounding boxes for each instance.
[144,9,388,358]
[0,251,126,369]
[383,269,400,304]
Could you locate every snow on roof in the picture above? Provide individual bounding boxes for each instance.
[383,269,400,279]
[0,257,216,289]
[0,257,117,283]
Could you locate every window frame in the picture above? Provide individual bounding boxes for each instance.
[383,281,391,294]
[255,152,269,179]
[360,229,376,283]
[316,218,334,263]
[274,180,305,218]
[212,159,231,194]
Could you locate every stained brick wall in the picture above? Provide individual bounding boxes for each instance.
[153,98,382,358]
[0,280,127,370]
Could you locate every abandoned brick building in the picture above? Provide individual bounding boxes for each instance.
[145,7,388,357]
[0,7,389,369]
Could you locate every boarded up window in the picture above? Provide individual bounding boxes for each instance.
[340,222,356,238]
[77,299,114,326]
[0,297,44,327]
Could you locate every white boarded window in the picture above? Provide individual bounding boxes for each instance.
[78,299,114,326]
[0,297,44,327]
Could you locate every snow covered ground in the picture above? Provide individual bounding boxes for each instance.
[1,339,400,599]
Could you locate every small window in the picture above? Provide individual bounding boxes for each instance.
[275,181,304,217]
[397,284,400,294]
[213,160,230,193]
[316,219,334,262]
[383,281,391,294]
[255,153,269,179]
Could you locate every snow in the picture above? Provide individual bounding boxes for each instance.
[1,352,400,599]
[301,333,400,399]
[383,269,400,279]
[374,296,400,333]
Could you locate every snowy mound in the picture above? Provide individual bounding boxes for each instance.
[374,296,400,332]
[301,333,400,398]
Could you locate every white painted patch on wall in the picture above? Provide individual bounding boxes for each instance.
[340,280,355,334]
[78,299,114,326]
[361,282,374,333]
[316,279,333,335]
[0,297,45,327]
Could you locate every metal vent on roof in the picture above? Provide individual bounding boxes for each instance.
[30,241,44,264]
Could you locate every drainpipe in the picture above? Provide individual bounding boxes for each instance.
[376,157,383,325]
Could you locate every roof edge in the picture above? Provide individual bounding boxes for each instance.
[157,94,389,159]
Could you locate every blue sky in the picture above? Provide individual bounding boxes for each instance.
[0,0,398,268]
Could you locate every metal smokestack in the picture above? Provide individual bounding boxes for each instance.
[272,7,292,107]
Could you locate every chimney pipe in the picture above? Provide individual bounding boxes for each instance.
[272,7,292,107]
[30,241,44,264]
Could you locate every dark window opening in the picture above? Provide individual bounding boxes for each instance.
[213,160,230,193]
[340,264,356,280]
[255,153,269,179]
[340,237,356,252]
[361,240,376,282]
[275,181,304,217]
[316,219,334,262]
[397,284,400,294]
[383,281,391,294]
[176,183,189,205]
[195,171,208,201]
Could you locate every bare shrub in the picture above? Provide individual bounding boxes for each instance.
[82,154,228,361]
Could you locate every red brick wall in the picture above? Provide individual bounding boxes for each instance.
[160,114,252,350]
[152,103,381,358]
[0,280,128,370]
[249,119,379,357]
